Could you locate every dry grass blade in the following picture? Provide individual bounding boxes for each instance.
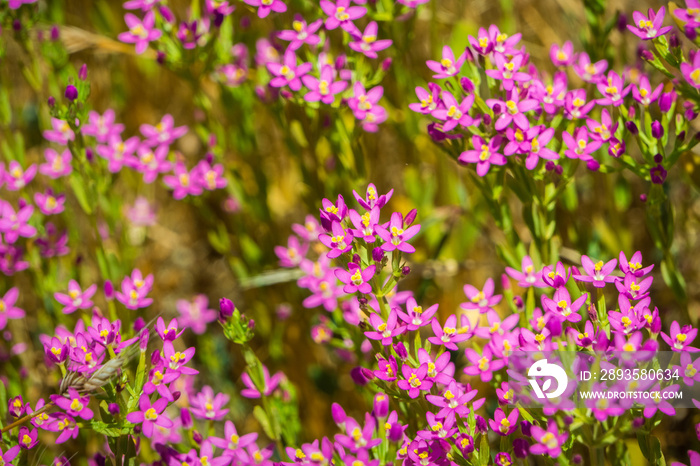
[57,25,157,58]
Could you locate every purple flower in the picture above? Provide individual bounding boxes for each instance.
[409,84,440,114]
[364,310,405,345]
[426,45,466,79]
[335,263,376,294]
[632,75,663,106]
[302,65,348,104]
[46,414,79,444]
[0,287,25,330]
[564,89,596,120]
[190,386,230,420]
[586,108,617,142]
[562,127,601,161]
[348,82,383,120]
[43,118,75,145]
[650,164,668,184]
[542,287,587,323]
[133,144,172,183]
[81,109,124,143]
[596,71,630,106]
[522,126,559,170]
[375,212,420,253]
[550,41,574,66]
[428,314,470,350]
[469,27,494,55]
[17,426,38,449]
[397,297,438,330]
[140,114,187,147]
[34,190,66,216]
[4,161,37,190]
[619,250,654,277]
[39,148,72,179]
[488,408,518,436]
[126,394,173,438]
[0,446,20,466]
[115,269,154,310]
[194,159,227,190]
[488,89,539,131]
[662,321,699,351]
[96,136,140,173]
[397,363,433,398]
[348,22,392,59]
[459,135,506,176]
[485,53,530,91]
[348,207,380,242]
[164,162,204,199]
[240,365,282,398]
[51,388,93,420]
[277,16,322,50]
[432,91,474,131]
[464,346,505,382]
[267,50,312,91]
[319,220,353,258]
[54,280,97,314]
[572,255,618,287]
[244,0,287,18]
[155,317,184,341]
[573,52,608,83]
[211,420,258,454]
[627,7,673,40]
[320,0,365,33]
[0,202,36,243]
[163,340,198,374]
[505,256,546,288]
[177,295,218,334]
[118,12,162,54]
[529,420,568,457]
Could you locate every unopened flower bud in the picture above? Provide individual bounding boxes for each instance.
[94,453,107,466]
[475,415,487,434]
[172,391,181,402]
[133,317,145,333]
[192,430,203,444]
[381,57,392,71]
[640,49,654,61]
[686,25,698,40]
[108,403,120,415]
[625,120,638,135]
[404,208,417,226]
[180,408,193,429]
[513,438,529,458]
[219,297,234,322]
[139,329,149,352]
[573,454,584,465]
[157,51,166,65]
[104,280,114,300]
[248,319,255,330]
[633,417,644,428]
[86,147,94,162]
[352,254,361,264]
[78,64,88,81]
[150,349,161,365]
[651,120,664,139]
[482,113,492,126]
[640,193,647,202]
[372,247,385,262]
[50,25,60,40]
[554,165,563,175]
[512,295,524,311]
[669,33,680,49]
[586,159,600,171]
[373,393,389,418]
[520,420,532,436]
[331,403,346,428]
[64,85,78,102]
[133,424,142,435]
[545,161,555,171]
[654,153,663,164]
[401,266,411,276]
[350,366,370,386]
[48,96,56,108]
[12,20,21,32]
[460,77,475,93]
[616,12,628,32]
[393,341,408,360]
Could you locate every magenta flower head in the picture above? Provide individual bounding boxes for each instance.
[572,255,618,288]
[432,91,474,131]
[505,256,546,288]
[662,321,699,351]
[267,49,312,91]
[364,310,405,346]
[320,0,365,33]
[397,363,433,398]
[335,263,376,294]
[51,388,93,420]
[17,426,38,450]
[190,386,230,420]
[0,288,25,331]
[244,0,286,18]
[426,45,466,79]
[0,446,20,466]
[319,221,353,258]
[348,22,392,59]
[4,161,37,191]
[550,41,574,66]
[118,11,162,54]
[459,135,506,176]
[375,212,420,253]
[488,408,518,436]
[64,85,78,102]
[240,365,282,398]
[596,71,630,106]
[126,394,173,438]
[54,280,97,314]
[40,148,72,179]
[627,7,673,40]
[529,420,568,457]
[302,65,348,104]
[277,16,322,50]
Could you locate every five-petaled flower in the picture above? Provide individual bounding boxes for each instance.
[126,394,173,438]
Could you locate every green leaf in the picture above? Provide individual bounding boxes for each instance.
[0,381,6,420]
[254,406,275,439]
[91,421,132,437]
[478,435,490,466]
[70,175,93,214]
